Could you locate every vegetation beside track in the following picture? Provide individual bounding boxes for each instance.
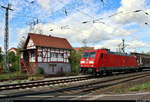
[0,71,80,82]
[112,77,150,94]
[128,82,150,91]
[0,71,26,80]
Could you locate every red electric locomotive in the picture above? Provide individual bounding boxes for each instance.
[80,48,139,75]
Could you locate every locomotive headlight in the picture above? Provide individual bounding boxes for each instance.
[89,61,94,64]
[80,61,85,64]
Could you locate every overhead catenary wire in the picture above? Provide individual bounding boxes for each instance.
[1,1,150,33]
[82,9,150,25]
[46,8,150,32]
[57,0,94,19]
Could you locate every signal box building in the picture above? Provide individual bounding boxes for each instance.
[20,33,73,74]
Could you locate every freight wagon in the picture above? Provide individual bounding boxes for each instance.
[131,52,150,68]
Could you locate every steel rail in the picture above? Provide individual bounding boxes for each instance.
[0,75,94,91]
[1,71,150,99]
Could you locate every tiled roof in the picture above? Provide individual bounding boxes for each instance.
[8,48,17,52]
[24,33,73,49]
[73,47,94,52]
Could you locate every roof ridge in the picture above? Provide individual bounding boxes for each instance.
[28,33,65,39]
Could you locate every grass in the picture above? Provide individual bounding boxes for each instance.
[28,75,44,81]
[0,71,79,82]
[0,71,26,80]
[128,82,150,91]
[0,71,44,81]
[112,82,150,94]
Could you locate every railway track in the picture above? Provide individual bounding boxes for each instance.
[69,71,150,100]
[1,70,150,100]
[0,75,94,91]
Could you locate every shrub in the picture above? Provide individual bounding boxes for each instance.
[56,72,65,76]
[68,50,81,74]
[37,67,44,74]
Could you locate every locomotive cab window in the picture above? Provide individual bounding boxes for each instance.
[90,52,96,58]
[83,52,89,58]
[101,53,104,58]
[83,52,96,58]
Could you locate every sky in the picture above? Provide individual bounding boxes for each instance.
[0,0,150,53]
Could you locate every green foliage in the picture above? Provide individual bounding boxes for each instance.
[8,52,20,72]
[141,51,150,55]
[0,51,3,71]
[28,75,44,81]
[0,52,3,62]
[69,50,81,74]
[146,51,150,55]
[56,72,66,76]
[8,52,16,63]
[17,38,26,56]
[128,82,150,91]
[0,71,25,80]
[37,67,44,74]
[0,37,26,73]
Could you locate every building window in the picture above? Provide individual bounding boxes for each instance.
[37,48,70,63]
[58,53,64,61]
[30,51,35,62]
[60,67,63,72]
[51,52,57,61]
[52,67,54,72]
[38,52,42,62]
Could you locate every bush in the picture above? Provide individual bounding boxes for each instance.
[56,72,66,76]
[69,50,81,74]
[37,67,44,74]
[7,52,20,72]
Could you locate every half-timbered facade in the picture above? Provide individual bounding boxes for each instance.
[20,33,73,74]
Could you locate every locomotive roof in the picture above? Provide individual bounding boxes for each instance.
[102,49,132,56]
[107,51,132,56]
[84,49,133,56]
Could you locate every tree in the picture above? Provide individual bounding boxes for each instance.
[17,39,25,50]
[17,38,26,56]
[8,52,19,72]
[69,50,81,74]
[0,49,3,63]
[146,51,150,55]
[0,49,4,71]
[141,51,145,54]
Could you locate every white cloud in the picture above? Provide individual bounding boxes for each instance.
[16,27,29,41]
[94,39,150,53]
[119,0,145,11]
[114,0,150,25]
[13,0,150,53]
[37,0,72,13]
[37,0,51,10]
[127,40,150,48]
[94,39,122,51]
[25,7,132,45]
[0,26,4,38]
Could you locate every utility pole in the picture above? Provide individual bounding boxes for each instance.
[122,39,125,53]
[1,4,13,72]
[117,39,125,53]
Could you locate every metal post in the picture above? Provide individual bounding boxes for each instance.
[1,4,13,72]
[122,39,125,53]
